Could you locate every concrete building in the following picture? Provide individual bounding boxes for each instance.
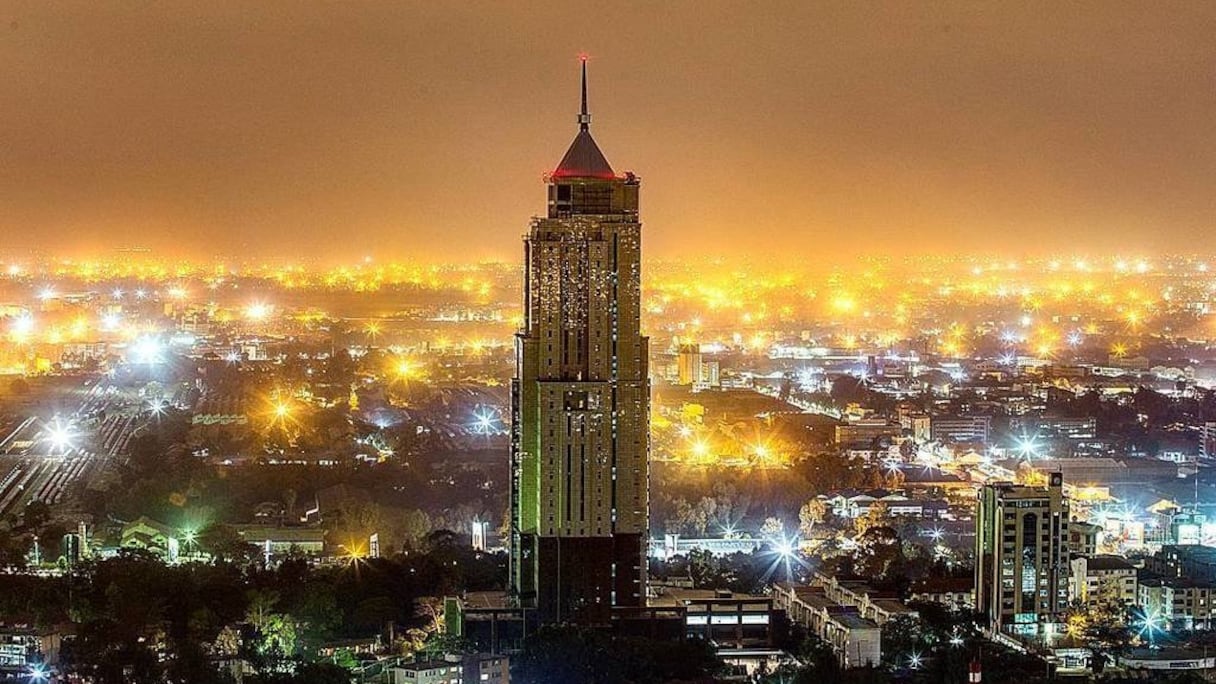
[648,588,776,651]
[1009,416,1097,440]
[0,626,59,675]
[975,475,1070,636]
[773,584,881,668]
[931,415,991,444]
[389,658,462,684]
[1201,421,1216,460]
[1068,555,1137,609]
[1139,578,1216,631]
[233,525,325,557]
[811,573,918,626]
[676,344,702,386]
[1068,521,1102,557]
[462,654,509,684]
[1146,545,1216,583]
[834,419,901,448]
[908,576,974,611]
[510,62,649,623]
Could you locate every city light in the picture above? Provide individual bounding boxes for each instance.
[9,314,35,342]
[131,336,165,364]
[148,398,167,417]
[472,408,502,435]
[1015,435,1041,459]
[244,302,273,321]
[46,418,74,453]
[0,22,1211,679]
[1135,609,1165,646]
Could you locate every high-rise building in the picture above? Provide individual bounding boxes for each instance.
[974,474,1069,636]
[509,61,649,623]
[676,343,702,386]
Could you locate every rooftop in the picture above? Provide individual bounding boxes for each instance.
[550,59,616,181]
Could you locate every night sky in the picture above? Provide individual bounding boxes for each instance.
[2,2,1214,261]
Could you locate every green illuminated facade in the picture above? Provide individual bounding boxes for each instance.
[509,62,650,622]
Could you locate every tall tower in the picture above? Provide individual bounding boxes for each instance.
[975,474,1070,636]
[510,60,649,623]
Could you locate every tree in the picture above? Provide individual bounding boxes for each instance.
[854,501,889,537]
[22,500,51,531]
[855,525,904,579]
[200,523,256,564]
[798,499,828,538]
[761,516,785,540]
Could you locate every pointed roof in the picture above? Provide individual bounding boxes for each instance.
[551,57,616,180]
[553,129,615,180]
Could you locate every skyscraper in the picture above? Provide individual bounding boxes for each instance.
[509,60,650,623]
[975,474,1070,636]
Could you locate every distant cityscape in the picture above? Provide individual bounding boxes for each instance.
[4,41,1216,684]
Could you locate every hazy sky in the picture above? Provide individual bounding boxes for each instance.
[2,2,1214,262]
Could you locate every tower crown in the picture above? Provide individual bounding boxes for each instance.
[551,58,616,180]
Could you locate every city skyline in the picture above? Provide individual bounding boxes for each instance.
[3,3,1216,261]
[5,6,1216,683]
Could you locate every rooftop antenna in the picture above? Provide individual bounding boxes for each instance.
[578,53,591,131]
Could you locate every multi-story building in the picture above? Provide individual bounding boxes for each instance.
[1068,521,1102,557]
[974,475,1070,636]
[510,61,649,623]
[388,659,462,684]
[1139,578,1216,631]
[1201,421,1216,460]
[648,588,776,650]
[462,654,509,684]
[0,626,59,675]
[1068,555,1137,609]
[931,415,991,444]
[1145,545,1216,583]
[834,419,901,448]
[1009,416,1098,440]
[773,584,881,668]
[676,343,702,386]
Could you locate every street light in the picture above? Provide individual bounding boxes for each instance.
[46,418,74,453]
[1015,435,1040,459]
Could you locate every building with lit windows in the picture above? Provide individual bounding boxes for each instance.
[974,474,1070,636]
[1138,578,1216,631]
[930,415,991,443]
[509,61,649,623]
[773,584,881,668]
[676,343,702,386]
[1068,555,1137,610]
[388,658,461,684]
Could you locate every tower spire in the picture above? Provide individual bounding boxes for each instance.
[578,54,590,131]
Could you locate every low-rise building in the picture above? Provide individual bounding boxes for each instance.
[389,658,462,684]
[0,626,59,675]
[233,525,325,557]
[648,588,775,650]
[812,573,918,626]
[908,576,974,611]
[1068,556,1137,609]
[462,653,509,684]
[772,584,880,668]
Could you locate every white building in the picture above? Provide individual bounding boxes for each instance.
[1068,555,1137,609]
